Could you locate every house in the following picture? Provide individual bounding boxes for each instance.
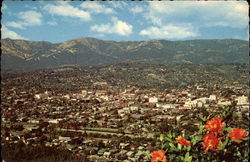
[93,81,108,86]
[149,97,158,103]
[100,95,109,101]
[63,94,70,99]
[34,92,49,99]
[209,94,217,101]
[24,125,39,131]
[114,102,128,108]
[58,136,72,143]
[217,100,232,106]
[197,101,204,108]
[162,104,176,109]
[118,109,125,115]
[236,95,249,111]
[184,100,197,107]
[81,90,88,96]
[179,106,192,110]
[123,107,130,113]
[236,95,249,105]
[28,119,40,124]
[95,90,107,96]
[196,86,204,90]
[48,119,62,124]
[130,105,139,112]
[158,104,176,111]
[196,97,209,103]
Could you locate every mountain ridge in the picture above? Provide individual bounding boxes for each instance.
[1,38,249,72]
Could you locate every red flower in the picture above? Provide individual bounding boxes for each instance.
[228,128,247,141]
[151,150,167,162]
[202,132,220,153]
[176,136,191,146]
[205,117,225,134]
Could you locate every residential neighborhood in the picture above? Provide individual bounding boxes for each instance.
[1,66,249,161]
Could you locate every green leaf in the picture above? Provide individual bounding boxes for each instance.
[236,151,241,157]
[144,151,151,159]
[168,154,176,161]
[232,139,242,143]
[191,137,197,145]
[184,152,192,162]
[165,137,173,142]
[191,135,202,146]
[199,125,204,131]
[226,127,233,132]
[161,143,166,149]
[184,152,189,159]
[224,137,229,146]
[169,143,176,148]
[177,143,182,150]
[205,115,211,121]
[167,133,172,139]
[197,135,202,141]
[160,134,164,142]
[218,141,224,150]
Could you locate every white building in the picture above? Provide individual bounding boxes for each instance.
[196,97,209,103]
[197,101,204,108]
[130,106,139,112]
[236,95,249,111]
[218,100,231,106]
[48,119,62,124]
[59,136,71,142]
[100,95,109,101]
[236,95,249,105]
[123,107,130,113]
[209,95,217,101]
[81,90,88,96]
[184,100,197,107]
[162,104,176,109]
[149,97,158,103]
[34,93,49,99]
[63,94,70,99]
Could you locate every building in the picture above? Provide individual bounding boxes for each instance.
[236,95,249,111]
[236,95,249,105]
[34,92,49,99]
[149,97,158,103]
[217,100,232,107]
[209,94,217,101]
[81,90,88,96]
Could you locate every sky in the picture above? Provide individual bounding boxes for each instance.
[1,1,249,43]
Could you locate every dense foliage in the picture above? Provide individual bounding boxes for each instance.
[150,107,249,162]
[2,63,248,93]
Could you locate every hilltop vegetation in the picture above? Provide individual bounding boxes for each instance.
[1,38,248,72]
[2,63,248,94]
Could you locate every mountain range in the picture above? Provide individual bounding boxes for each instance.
[1,38,249,72]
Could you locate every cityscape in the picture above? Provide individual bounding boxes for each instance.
[1,1,249,162]
[1,63,249,161]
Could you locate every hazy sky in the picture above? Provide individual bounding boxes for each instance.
[1,1,249,43]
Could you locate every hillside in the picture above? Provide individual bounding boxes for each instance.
[1,38,249,72]
[2,63,248,94]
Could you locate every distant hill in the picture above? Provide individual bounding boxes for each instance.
[1,38,249,72]
[2,63,248,93]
